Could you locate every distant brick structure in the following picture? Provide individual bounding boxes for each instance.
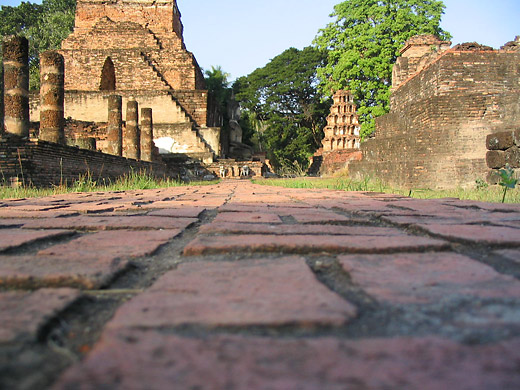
[310,90,361,176]
[349,34,520,189]
[30,0,222,162]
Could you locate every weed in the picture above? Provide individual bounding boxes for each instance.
[498,164,518,203]
[475,178,488,190]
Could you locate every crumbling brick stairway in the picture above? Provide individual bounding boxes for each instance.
[139,51,216,159]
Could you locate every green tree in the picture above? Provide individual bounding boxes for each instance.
[314,0,450,138]
[204,65,231,111]
[0,0,75,90]
[234,46,330,172]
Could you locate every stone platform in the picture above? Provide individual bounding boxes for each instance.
[1,180,520,389]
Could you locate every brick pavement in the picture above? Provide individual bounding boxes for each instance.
[1,180,520,389]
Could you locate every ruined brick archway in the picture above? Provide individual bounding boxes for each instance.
[99,57,116,91]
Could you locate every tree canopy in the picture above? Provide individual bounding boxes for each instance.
[0,0,75,89]
[234,46,330,172]
[314,0,450,138]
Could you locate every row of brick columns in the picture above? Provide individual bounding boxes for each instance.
[1,36,154,162]
[106,95,154,162]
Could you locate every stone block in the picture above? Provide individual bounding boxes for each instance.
[486,150,506,169]
[486,131,514,150]
[505,146,520,168]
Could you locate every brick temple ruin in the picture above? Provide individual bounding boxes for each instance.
[349,34,520,189]
[1,0,266,187]
[309,90,362,175]
[30,0,222,163]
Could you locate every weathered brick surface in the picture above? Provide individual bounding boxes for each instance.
[199,222,406,236]
[339,253,520,304]
[184,234,449,256]
[147,207,206,218]
[54,330,520,390]
[21,215,197,231]
[0,288,80,342]
[213,211,282,224]
[107,257,356,328]
[1,181,520,389]
[39,230,180,258]
[0,229,73,252]
[414,224,520,245]
[0,254,130,289]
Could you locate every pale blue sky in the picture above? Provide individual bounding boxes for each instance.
[2,0,519,80]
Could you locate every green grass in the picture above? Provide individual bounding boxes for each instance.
[0,171,219,199]
[253,177,520,204]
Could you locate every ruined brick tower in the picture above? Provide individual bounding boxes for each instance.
[322,90,361,152]
[308,90,362,176]
[47,0,221,161]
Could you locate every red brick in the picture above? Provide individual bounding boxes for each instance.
[213,212,282,224]
[39,230,180,259]
[0,255,130,289]
[339,253,520,304]
[107,257,356,328]
[414,224,520,245]
[0,229,73,252]
[54,330,520,390]
[0,288,80,342]
[0,209,79,218]
[0,204,64,212]
[447,200,520,212]
[59,203,118,213]
[199,222,407,236]
[290,210,352,223]
[219,203,312,212]
[147,207,206,218]
[21,216,196,231]
[183,234,448,256]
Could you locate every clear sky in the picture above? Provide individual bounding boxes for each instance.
[1,0,519,80]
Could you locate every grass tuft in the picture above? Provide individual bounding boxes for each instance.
[0,170,219,199]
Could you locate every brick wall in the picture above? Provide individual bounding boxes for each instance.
[349,48,520,189]
[0,137,168,188]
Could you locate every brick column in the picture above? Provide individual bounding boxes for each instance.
[3,36,29,138]
[124,98,140,160]
[106,94,123,156]
[140,107,153,162]
[39,51,65,144]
